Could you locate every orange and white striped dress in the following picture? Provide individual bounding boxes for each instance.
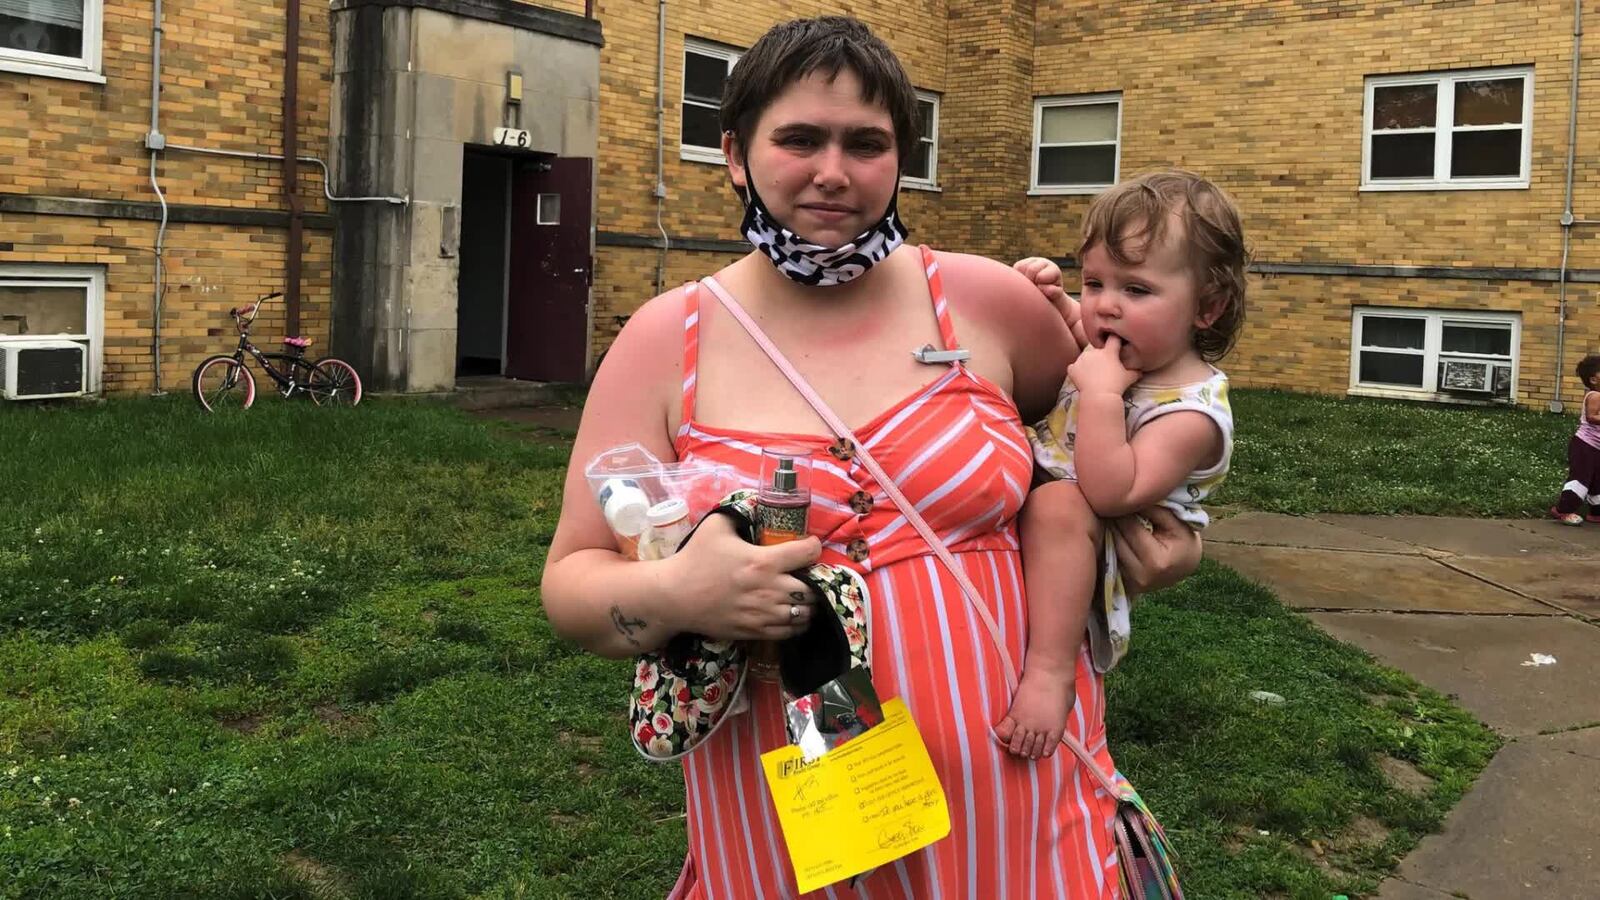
[669,246,1121,899]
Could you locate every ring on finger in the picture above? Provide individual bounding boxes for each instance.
[788,603,802,619]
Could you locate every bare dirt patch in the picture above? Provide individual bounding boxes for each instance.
[1378,755,1437,795]
[282,850,352,899]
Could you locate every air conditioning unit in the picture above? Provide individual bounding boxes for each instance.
[1439,357,1493,394]
[0,340,87,400]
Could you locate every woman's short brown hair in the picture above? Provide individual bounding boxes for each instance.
[720,17,920,171]
[1079,170,1249,362]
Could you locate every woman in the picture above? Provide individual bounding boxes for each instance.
[542,16,1199,898]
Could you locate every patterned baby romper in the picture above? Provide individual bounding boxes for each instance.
[1029,370,1234,672]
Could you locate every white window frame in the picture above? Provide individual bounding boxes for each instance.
[1348,306,1520,404]
[0,0,105,84]
[680,37,741,165]
[901,90,941,191]
[1361,67,1533,191]
[0,264,104,393]
[1030,93,1122,195]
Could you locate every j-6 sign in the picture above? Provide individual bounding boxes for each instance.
[493,127,532,149]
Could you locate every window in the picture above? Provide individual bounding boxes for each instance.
[1350,307,1518,403]
[536,193,560,225]
[0,0,103,83]
[1362,67,1532,190]
[901,91,940,190]
[681,38,740,164]
[0,265,103,392]
[1032,94,1121,194]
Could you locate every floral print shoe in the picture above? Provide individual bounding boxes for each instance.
[629,490,877,762]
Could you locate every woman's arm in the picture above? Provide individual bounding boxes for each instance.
[1586,390,1600,425]
[541,290,696,657]
[540,288,822,658]
[936,252,1075,423]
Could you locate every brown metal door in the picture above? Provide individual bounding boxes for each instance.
[506,156,592,382]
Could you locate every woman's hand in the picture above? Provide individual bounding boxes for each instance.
[1013,257,1089,350]
[1110,506,1202,595]
[664,513,823,641]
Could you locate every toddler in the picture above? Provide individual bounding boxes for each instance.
[998,170,1247,758]
[1549,354,1600,526]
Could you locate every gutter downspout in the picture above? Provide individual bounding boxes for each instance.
[1555,0,1584,413]
[654,0,670,295]
[146,0,167,395]
[283,0,304,336]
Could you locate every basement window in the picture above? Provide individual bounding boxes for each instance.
[0,265,103,392]
[1349,307,1518,404]
[1362,67,1532,191]
[681,38,741,165]
[0,0,104,83]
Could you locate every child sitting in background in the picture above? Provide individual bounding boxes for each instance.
[1550,354,1600,526]
[997,170,1247,758]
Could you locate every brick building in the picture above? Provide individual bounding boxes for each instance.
[3,0,1596,410]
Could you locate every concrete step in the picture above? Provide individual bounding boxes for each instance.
[450,376,586,412]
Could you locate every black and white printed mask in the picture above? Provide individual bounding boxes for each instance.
[738,176,909,287]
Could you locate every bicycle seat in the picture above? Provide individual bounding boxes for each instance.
[282,337,313,349]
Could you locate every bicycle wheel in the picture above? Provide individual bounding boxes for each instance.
[192,355,256,412]
[308,358,363,407]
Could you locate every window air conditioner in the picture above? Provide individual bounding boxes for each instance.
[0,340,87,400]
[1439,357,1493,394]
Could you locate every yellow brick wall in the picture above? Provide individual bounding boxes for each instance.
[10,0,1594,405]
[0,212,331,394]
[0,1,332,210]
[1231,272,1584,405]
[1020,0,1600,409]
[0,0,340,394]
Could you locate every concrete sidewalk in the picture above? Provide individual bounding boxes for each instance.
[1207,512,1600,899]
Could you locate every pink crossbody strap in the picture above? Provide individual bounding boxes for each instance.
[699,276,1122,798]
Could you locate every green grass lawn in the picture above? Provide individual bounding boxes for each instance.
[1218,389,1574,516]
[0,390,1513,898]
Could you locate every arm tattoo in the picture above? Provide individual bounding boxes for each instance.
[610,605,647,648]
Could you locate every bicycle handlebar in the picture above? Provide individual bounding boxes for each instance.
[230,292,285,329]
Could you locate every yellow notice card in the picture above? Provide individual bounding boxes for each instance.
[759,698,950,894]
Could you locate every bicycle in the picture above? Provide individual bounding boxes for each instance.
[191,291,364,412]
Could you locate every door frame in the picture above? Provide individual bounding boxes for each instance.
[499,156,514,375]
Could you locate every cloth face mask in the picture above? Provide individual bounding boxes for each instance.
[738,171,909,287]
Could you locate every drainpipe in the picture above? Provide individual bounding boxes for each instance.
[1553,0,1584,412]
[164,144,408,205]
[283,0,304,336]
[146,0,167,395]
[654,0,670,295]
